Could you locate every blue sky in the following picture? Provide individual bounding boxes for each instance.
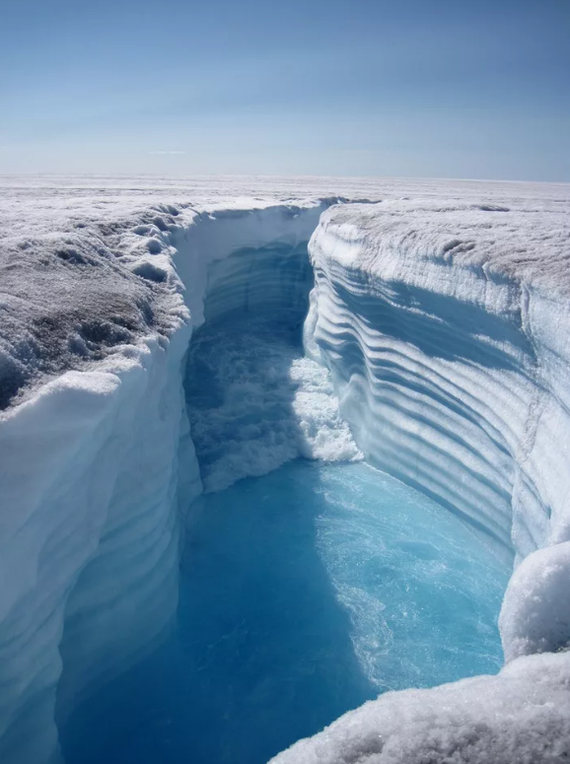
[1,0,568,180]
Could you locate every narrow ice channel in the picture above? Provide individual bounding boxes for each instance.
[61,316,510,764]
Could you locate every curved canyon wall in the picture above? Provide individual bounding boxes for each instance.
[272,199,570,763]
[306,201,570,577]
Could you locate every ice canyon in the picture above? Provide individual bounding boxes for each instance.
[0,176,569,764]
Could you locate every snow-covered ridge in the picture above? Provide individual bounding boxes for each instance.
[273,197,570,763]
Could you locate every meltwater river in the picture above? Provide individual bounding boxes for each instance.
[62,318,510,764]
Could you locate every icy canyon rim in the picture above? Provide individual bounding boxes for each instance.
[1,176,570,763]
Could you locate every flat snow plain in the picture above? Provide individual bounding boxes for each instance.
[1,175,570,764]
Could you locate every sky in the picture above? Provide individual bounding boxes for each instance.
[0,0,569,181]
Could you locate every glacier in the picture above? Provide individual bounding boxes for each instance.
[0,175,570,763]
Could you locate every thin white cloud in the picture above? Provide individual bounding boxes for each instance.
[148,150,186,155]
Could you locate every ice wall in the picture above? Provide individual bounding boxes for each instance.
[272,199,570,763]
[305,202,570,562]
[0,332,190,763]
[0,200,330,764]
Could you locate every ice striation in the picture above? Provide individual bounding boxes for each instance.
[0,176,570,763]
[274,196,570,762]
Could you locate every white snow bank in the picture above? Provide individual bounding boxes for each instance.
[271,650,570,764]
[500,541,570,662]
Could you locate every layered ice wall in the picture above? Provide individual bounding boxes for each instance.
[273,199,570,763]
[0,198,192,762]
[0,335,191,763]
[0,195,331,764]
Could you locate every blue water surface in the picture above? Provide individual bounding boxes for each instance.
[62,315,511,763]
[62,458,510,764]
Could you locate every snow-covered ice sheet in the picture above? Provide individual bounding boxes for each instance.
[1,175,570,763]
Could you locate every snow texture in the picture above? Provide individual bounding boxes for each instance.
[271,650,570,764]
[1,175,570,763]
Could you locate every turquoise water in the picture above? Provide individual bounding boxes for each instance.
[62,459,509,764]
[177,459,509,764]
[61,318,510,764]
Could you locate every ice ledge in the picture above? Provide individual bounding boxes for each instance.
[317,198,570,297]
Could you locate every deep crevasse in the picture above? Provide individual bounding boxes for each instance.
[1,190,570,763]
[0,201,330,764]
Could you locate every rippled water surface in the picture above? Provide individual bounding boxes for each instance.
[63,459,509,764]
[62,317,510,764]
